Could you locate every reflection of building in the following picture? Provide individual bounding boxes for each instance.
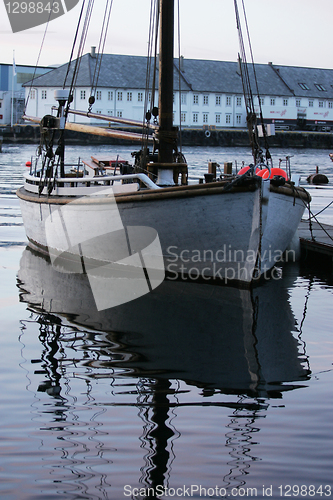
[0,62,54,126]
[23,48,333,131]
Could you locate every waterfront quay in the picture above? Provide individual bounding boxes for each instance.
[2,123,333,149]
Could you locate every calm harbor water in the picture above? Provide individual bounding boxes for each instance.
[0,143,332,500]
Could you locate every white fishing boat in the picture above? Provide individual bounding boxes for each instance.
[17,0,310,298]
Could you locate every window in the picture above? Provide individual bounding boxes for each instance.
[236,114,242,125]
[203,95,209,105]
[96,91,102,100]
[117,111,123,117]
[225,114,231,124]
[95,110,102,114]
[283,99,288,106]
[226,96,231,106]
[41,90,47,100]
[181,112,186,123]
[30,89,36,99]
[215,114,221,124]
[259,97,264,106]
[108,91,113,101]
[193,95,199,105]
[203,113,208,123]
[309,100,314,107]
[127,92,132,101]
[270,98,275,106]
[181,93,187,105]
[107,110,113,116]
[80,90,86,100]
[296,99,301,107]
[298,83,309,90]
[216,95,221,106]
[315,84,326,91]
[0,102,2,108]
[138,92,143,102]
[236,97,242,106]
[192,112,198,123]
[117,91,122,101]
[319,101,324,108]
[329,102,333,109]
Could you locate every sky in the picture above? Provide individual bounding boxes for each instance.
[0,0,332,70]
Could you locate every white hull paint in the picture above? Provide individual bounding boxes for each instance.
[18,180,262,286]
[260,183,306,272]
[18,173,308,287]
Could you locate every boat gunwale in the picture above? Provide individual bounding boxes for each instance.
[269,183,311,202]
[17,178,310,205]
[17,178,260,205]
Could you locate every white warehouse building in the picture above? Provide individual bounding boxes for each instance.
[24,48,333,132]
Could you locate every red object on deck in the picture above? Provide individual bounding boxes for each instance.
[237,166,260,175]
[257,167,288,180]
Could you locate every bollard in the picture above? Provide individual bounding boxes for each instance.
[208,161,217,178]
[224,162,232,174]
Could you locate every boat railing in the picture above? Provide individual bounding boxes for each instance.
[24,172,160,194]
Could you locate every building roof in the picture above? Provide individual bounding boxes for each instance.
[23,52,333,100]
[272,64,333,99]
[23,53,189,91]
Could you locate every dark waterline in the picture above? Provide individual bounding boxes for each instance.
[0,144,332,499]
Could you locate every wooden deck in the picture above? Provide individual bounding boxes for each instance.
[298,220,333,260]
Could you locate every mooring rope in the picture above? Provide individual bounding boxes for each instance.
[305,200,333,221]
[303,200,333,243]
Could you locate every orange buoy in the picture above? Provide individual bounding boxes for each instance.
[237,166,250,175]
[256,168,268,178]
[237,165,260,175]
[26,161,32,167]
[257,167,288,180]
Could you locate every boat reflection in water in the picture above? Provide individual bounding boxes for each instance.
[18,247,310,498]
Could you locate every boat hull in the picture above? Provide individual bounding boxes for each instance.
[18,180,262,289]
[17,177,309,294]
[260,183,307,272]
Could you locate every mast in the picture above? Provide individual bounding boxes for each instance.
[157,0,175,185]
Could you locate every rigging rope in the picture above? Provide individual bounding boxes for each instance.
[63,0,88,91]
[177,0,182,153]
[144,0,158,119]
[24,0,57,116]
[141,0,159,154]
[234,0,271,166]
[89,0,114,109]
[24,2,70,191]
[240,0,271,162]
[62,0,95,121]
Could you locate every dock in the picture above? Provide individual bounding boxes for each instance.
[2,124,333,149]
[298,220,333,264]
